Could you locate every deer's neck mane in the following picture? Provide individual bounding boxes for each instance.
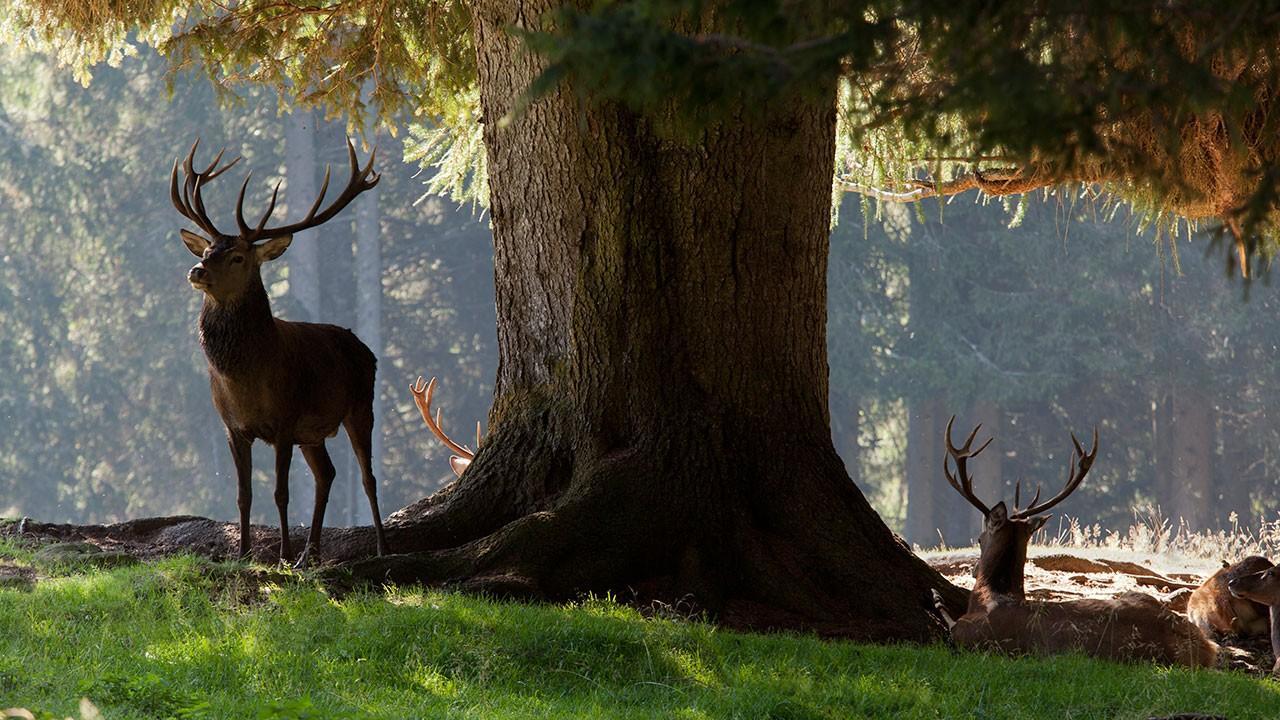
[198,281,278,377]
[972,541,1028,610]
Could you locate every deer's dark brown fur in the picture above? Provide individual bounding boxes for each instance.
[1227,561,1280,675]
[172,139,389,565]
[1187,556,1272,637]
[932,419,1217,668]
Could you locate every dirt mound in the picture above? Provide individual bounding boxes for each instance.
[2,515,394,565]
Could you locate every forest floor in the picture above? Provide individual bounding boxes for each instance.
[0,537,1278,719]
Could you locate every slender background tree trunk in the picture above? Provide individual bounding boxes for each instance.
[284,110,320,517]
[906,399,942,547]
[353,131,382,527]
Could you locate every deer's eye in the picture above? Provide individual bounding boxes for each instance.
[231,255,245,264]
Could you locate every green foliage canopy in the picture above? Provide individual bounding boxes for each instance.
[8,1,1280,266]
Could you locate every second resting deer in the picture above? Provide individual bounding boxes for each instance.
[1226,562,1280,675]
[1187,556,1273,638]
[931,418,1217,668]
[410,376,482,477]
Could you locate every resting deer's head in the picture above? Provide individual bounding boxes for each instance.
[1230,565,1280,606]
[171,139,378,304]
[943,417,1098,603]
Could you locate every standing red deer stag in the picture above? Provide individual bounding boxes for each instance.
[931,418,1217,668]
[171,139,389,565]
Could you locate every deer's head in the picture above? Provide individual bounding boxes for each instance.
[1229,564,1280,606]
[943,417,1098,603]
[171,139,378,304]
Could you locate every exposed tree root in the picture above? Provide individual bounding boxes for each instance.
[4,419,966,641]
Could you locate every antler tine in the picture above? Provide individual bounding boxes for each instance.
[303,163,333,224]
[1013,478,1042,516]
[254,181,283,236]
[409,376,475,460]
[942,416,992,516]
[235,172,254,236]
[171,139,240,238]
[246,135,380,243]
[191,175,213,230]
[170,160,189,220]
[184,139,200,175]
[1012,426,1099,518]
[199,148,241,180]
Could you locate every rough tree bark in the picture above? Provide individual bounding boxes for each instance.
[10,0,965,641]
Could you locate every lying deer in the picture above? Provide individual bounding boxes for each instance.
[172,139,390,565]
[931,418,1217,668]
[409,376,482,477]
[1227,564,1280,675]
[1188,556,1273,638]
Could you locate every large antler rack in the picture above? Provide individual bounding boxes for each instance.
[943,416,994,516]
[171,137,379,244]
[1010,427,1098,519]
[170,140,241,239]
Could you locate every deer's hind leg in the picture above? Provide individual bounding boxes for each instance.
[345,406,389,556]
[296,442,336,568]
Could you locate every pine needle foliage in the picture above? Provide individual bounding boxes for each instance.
[7,0,1280,259]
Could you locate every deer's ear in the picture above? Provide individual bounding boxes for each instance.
[1028,514,1050,534]
[180,229,210,257]
[986,501,1008,529]
[255,235,292,262]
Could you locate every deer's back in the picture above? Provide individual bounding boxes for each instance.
[953,594,1217,668]
[209,319,376,445]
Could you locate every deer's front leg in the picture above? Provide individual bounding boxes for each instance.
[273,441,293,561]
[228,432,253,559]
[932,589,958,630]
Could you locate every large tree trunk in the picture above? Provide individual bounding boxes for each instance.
[340,0,963,640]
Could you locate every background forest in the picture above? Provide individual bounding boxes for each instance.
[1,46,1273,547]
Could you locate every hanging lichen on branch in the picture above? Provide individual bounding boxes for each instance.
[835,7,1280,276]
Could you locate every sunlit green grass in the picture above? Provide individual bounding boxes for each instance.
[0,543,1277,719]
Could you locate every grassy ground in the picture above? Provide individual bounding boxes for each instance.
[1,543,1278,719]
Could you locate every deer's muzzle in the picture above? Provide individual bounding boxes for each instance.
[188,264,211,289]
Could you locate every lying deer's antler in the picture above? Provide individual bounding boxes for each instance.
[410,376,482,477]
